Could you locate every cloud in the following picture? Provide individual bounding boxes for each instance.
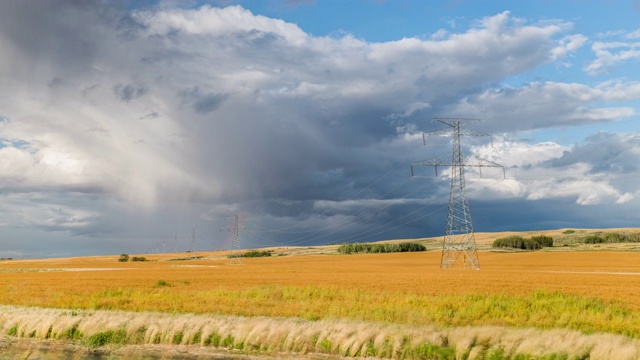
[113,83,149,102]
[585,30,640,74]
[0,1,638,257]
[468,134,638,205]
[550,34,588,60]
[178,86,229,114]
[447,81,638,132]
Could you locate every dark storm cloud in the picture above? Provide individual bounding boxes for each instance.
[0,1,125,77]
[178,86,229,114]
[113,83,149,102]
[548,132,640,174]
[116,13,149,40]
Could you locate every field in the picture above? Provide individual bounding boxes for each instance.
[2,228,640,359]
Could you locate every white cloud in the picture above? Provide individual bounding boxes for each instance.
[550,34,588,60]
[137,5,309,45]
[471,137,569,168]
[464,135,638,205]
[585,38,640,74]
[625,29,640,39]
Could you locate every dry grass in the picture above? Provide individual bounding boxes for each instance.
[1,305,640,359]
[2,228,640,358]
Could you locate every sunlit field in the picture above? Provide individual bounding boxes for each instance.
[2,230,640,358]
[2,248,640,333]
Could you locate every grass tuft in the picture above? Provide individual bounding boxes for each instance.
[84,329,128,348]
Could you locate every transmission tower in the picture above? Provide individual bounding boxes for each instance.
[223,213,242,265]
[412,118,504,270]
[190,229,198,259]
[173,232,182,253]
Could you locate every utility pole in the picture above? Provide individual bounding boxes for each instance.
[412,118,503,270]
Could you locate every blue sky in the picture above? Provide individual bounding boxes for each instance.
[0,0,639,258]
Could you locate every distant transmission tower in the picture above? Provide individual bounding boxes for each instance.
[190,228,198,259]
[223,213,242,265]
[412,118,504,270]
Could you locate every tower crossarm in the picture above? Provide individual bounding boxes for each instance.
[412,156,505,178]
[423,118,491,144]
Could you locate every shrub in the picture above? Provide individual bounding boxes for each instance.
[531,235,554,247]
[118,254,129,262]
[337,242,426,254]
[227,250,273,258]
[563,229,576,234]
[131,256,147,262]
[492,236,541,250]
[582,232,640,244]
[605,233,626,243]
[242,250,272,258]
[584,235,604,244]
[492,235,554,250]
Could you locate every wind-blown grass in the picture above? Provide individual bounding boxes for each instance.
[1,305,639,359]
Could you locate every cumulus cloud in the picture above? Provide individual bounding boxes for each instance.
[468,135,638,205]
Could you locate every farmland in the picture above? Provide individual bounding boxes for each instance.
[1,228,640,358]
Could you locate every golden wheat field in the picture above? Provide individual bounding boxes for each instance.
[2,229,640,358]
[1,237,640,327]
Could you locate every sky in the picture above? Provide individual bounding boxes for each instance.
[1,0,640,258]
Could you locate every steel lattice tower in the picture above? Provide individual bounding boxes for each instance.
[228,213,242,265]
[412,118,503,270]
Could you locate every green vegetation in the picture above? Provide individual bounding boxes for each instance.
[531,235,554,247]
[155,280,170,287]
[492,235,553,250]
[168,255,205,261]
[7,324,18,336]
[337,242,426,254]
[60,324,83,341]
[562,229,576,234]
[583,232,640,244]
[243,250,273,258]
[172,331,184,344]
[34,285,635,337]
[118,254,147,262]
[84,329,128,348]
[227,250,273,258]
